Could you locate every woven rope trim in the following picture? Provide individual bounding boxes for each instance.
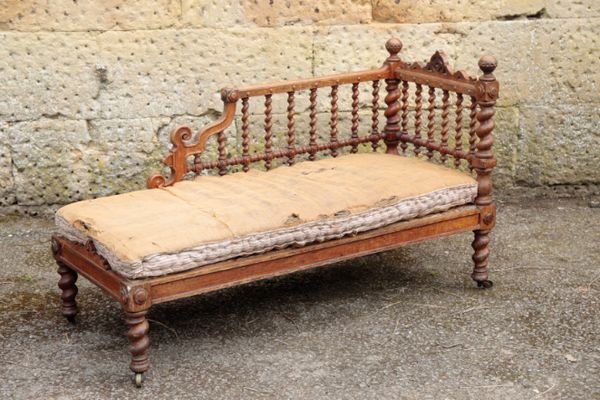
[55,184,477,279]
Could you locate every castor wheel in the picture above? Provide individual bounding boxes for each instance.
[134,373,144,388]
[477,280,493,289]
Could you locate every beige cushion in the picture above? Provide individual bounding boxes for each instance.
[56,153,477,279]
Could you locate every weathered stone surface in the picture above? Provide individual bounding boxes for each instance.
[516,103,600,186]
[0,122,16,206]
[0,143,14,206]
[528,18,600,105]
[0,0,180,31]
[313,24,466,112]
[545,0,600,18]
[0,32,99,121]
[316,21,600,109]
[93,27,314,119]
[0,5,598,210]
[491,107,519,187]
[373,0,553,23]
[452,18,600,107]
[314,24,463,73]
[85,118,160,197]
[451,21,534,107]
[7,118,91,206]
[182,0,371,28]
[88,118,156,151]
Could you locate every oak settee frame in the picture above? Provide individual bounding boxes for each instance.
[51,38,499,387]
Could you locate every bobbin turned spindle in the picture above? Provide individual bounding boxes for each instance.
[383,38,403,154]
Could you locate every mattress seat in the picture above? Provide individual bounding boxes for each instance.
[55,153,478,279]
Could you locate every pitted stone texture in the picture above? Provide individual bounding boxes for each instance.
[88,118,156,152]
[0,122,16,206]
[529,19,600,105]
[372,0,548,23]
[0,143,14,206]
[7,119,91,206]
[545,0,600,18]
[0,0,180,31]
[451,21,532,107]
[86,118,160,197]
[453,19,599,107]
[313,24,464,112]
[314,24,463,74]
[492,107,519,187]
[0,32,99,121]
[93,27,313,119]
[182,0,371,27]
[517,103,600,186]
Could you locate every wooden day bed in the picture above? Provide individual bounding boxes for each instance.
[51,38,499,387]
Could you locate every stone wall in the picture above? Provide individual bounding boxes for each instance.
[0,0,598,213]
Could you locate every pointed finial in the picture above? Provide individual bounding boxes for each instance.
[385,38,403,60]
[478,55,497,75]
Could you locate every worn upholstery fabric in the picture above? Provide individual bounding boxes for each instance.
[56,153,477,279]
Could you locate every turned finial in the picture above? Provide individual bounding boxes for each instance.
[478,55,497,75]
[385,38,403,61]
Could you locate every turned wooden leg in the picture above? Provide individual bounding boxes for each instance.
[57,262,78,322]
[471,229,493,288]
[125,310,150,387]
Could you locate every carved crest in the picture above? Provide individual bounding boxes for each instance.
[425,51,452,74]
[402,52,476,83]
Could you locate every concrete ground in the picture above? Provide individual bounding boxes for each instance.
[0,196,598,399]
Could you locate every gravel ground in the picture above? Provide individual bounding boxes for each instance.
[0,196,598,399]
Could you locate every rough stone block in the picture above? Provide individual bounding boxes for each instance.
[546,0,600,18]
[314,24,463,74]
[529,18,600,105]
[0,0,180,31]
[85,118,160,196]
[8,118,91,206]
[0,122,16,206]
[452,19,599,107]
[88,118,156,152]
[372,0,547,23]
[451,21,533,107]
[93,27,314,119]
[182,0,371,27]
[492,107,519,187]
[0,32,99,121]
[84,149,158,197]
[516,104,600,186]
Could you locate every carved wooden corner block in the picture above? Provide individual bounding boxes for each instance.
[478,204,497,230]
[221,87,239,103]
[120,284,152,312]
[121,283,151,381]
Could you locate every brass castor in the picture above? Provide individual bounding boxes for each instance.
[134,373,143,388]
[477,280,493,289]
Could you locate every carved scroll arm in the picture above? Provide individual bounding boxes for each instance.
[147,99,237,189]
